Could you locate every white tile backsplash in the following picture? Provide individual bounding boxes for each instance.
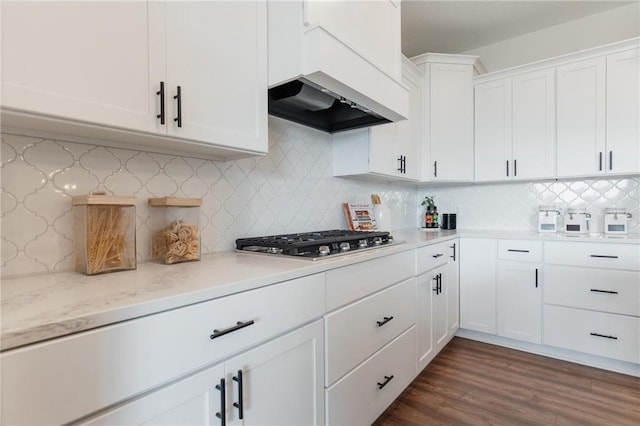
[2,116,639,278]
[1,117,416,277]
[417,178,640,233]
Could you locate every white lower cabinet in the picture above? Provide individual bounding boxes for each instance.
[326,327,416,426]
[83,320,325,426]
[459,238,497,334]
[497,261,542,344]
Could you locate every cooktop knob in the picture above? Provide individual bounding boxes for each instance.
[318,245,330,256]
[339,242,351,251]
[372,237,382,245]
[358,239,368,248]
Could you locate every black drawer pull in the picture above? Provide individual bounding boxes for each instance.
[233,370,244,419]
[156,81,165,125]
[507,249,530,253]
[215,378,226,426]
[211,320,255,340]
[376,316,394,327]
[174,85,182,128]
[590,289,619,294]
[590,332,618,340]
[590,255,619,259]
[432,253,444,258]
[377,375,394,390]
[535,268,538,288]
[450,243,456,261]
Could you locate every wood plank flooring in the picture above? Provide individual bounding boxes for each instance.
[373,337,640,426]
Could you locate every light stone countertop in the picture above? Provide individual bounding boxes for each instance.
[2,228,637,352]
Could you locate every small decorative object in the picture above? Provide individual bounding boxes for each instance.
[72,191,137,275]
[371,194,392,232]
[343,202,377,231]
[421,196,439,229]
[149,197,202,264]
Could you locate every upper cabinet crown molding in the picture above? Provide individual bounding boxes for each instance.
[1,1,268,160]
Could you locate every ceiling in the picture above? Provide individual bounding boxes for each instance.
[401,1,636,57]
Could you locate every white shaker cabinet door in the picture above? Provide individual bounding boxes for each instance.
[165,1,267,153]
[556,57,606,177]
[606,48,640,175]
[416,272,435,372]
[459,238,497,334]
[1,1,165,134]
[497,261,542,344]
[474,78,512,182]
[511,69,556,180]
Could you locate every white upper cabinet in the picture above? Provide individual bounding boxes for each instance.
[332,57,422,181]
[412,54,476,182]
[557,43,639,178]
[1,1,161,134]
[1,1,268,159]
[606,48,640,175]
[475,69,555,182]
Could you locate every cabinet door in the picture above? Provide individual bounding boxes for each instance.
[81,363,225,425]
[429,63,474,181]
[606,48,640,175]
[396,61,423,180]
[1,1,164,134]
[432,265,449,353]
[459,238,497,334]
[447,240,460,335]
[165,1,267,153]
[369,124,400,177]
[225,320,324,426]
[474,79,512,182]
[416,272,434,372]
[556,57,606,177]
[497,261,542,344]
[511,69,556,180]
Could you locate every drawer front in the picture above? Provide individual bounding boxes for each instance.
[325,278,416,386]
[543,305,640,364]
[498,239,543,262]
[417,240,454,275]
[1,274,325,425]
[326,250,415,311]
[544,242,640,271]
[545,265,640,316]
[326,326,416,426]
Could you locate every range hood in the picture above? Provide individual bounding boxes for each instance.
[267,1,409,133]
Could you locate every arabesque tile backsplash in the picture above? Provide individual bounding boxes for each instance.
[2,116,639,278]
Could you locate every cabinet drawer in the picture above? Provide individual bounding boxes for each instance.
[417,240,454,275]
[325,278,416,386]
[498,239,543,262]
[1,274,325,426]
[544,242,640,271]
[326,250,414,311]
[545,265,640,316]
[326,326,416,426]
[543,305,640,364]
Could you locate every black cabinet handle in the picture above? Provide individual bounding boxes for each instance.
[233,370,244,420]
[599,152,603,171]
[450,243,456,261]
[402,156,407,174]
[514,159,517,176]
[609,151,613,170]
[506,160,509,177]
[508,249,530,253]
[174,85,182,128]
[434,161,438,177]
[215,378,226,426]
[590,289,619,294]
[377,375,394,390]
[432,253,444,258]
[438,273,442,294]
[156,81,165,125]
[376,316,394,327]
[397,156,403,173]
[590,255,619,259]
[432,275,439,294]
[590,332,618,340]
[535,268,538,288]
[210,320,255,340]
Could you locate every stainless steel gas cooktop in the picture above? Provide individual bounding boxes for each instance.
[235,229,402,260]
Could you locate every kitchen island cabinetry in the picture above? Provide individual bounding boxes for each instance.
[1,1,267,159]
[556,43,640,177]
[474,69,556,182]
[82,320,324,426]
[412,54,476,182]
[332,57,423,181]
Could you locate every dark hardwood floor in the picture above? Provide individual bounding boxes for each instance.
[374,337,640,426]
